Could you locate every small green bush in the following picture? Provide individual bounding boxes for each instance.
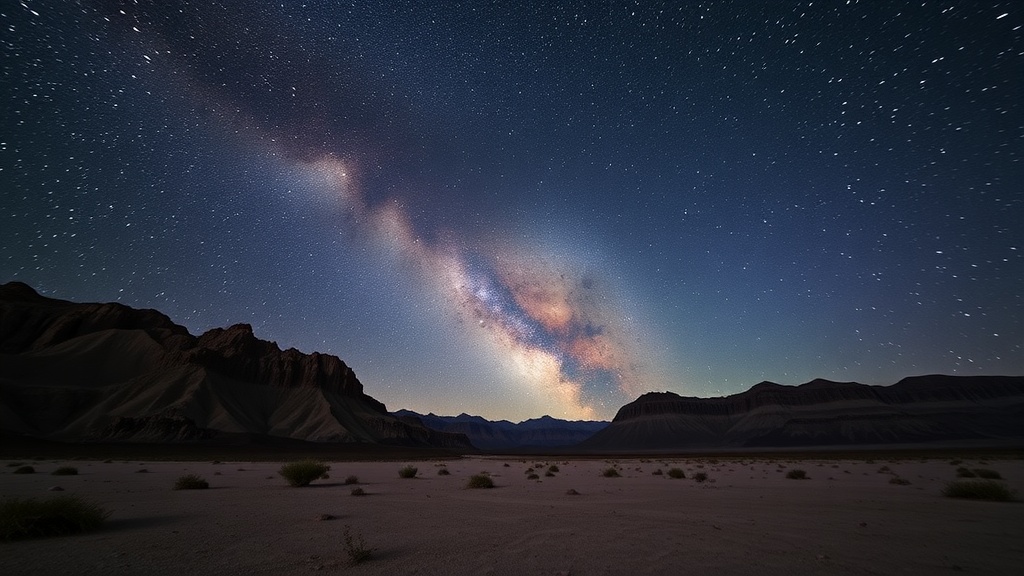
[973,469,1002,480]
[279,460,330,487]
[602,467,621,478]
[526,473,540,480]
[52,467,78,476]
[12,466,35,474]
[667,468,685,479]
[398,465,418,479]
[877,466,891,474]
[0,496,110,541]
[350,487,366,496]
[942,480,1016,502]
[693,472,709,483]
[467,474,495,489]
[343,525,375,564]
[343,475,359,485]
[786,469,808,480]
[652,469,663,475]
[547,465,560,473]
[889,477,911,485]
[437,467,450,476]
[173,474,209,490]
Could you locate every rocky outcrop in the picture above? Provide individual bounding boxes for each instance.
[395,410,607,450]
[0,282,470,449]
[580,376,1024,450]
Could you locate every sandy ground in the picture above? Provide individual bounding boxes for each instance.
[2,455,1022,575]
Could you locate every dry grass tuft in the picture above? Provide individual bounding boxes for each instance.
[173,474,209,490]
[0,496,110,541]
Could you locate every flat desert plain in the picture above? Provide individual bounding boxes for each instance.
[2,456,1022,575]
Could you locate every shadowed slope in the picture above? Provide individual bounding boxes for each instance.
[0,282,470,449]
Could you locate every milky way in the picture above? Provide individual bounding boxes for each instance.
[2,1,1021,420]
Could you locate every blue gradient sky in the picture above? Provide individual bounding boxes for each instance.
[2,1,1021,421]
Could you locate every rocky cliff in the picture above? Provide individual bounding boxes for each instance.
[0,282,470,449]
[580,376,1024,450]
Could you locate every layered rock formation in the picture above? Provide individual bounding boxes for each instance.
[394,410,607,450]
[0,282,470,448]
[580,376,1024,451]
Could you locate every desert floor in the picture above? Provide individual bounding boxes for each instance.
[2,455,1022,575]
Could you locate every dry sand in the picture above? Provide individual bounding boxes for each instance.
[2,456,1022,575]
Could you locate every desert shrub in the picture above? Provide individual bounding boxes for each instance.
[51,467,78,476]
[548,465,560,473]
[942,480,1016,502]
[973,469,1002,480]
[398,465,418,479]
[667,468,685,479]
[12,466,35,475]
[467,474,495,489]
[437,467,451,476]
[693,472,708,483]
[877,466,891,473]
[786,469,808,480]
[344,475,360,485]
[350,487,366,496]
[173,474,209,490]
[527,473,540,480]
[279,460,330,487]
[652,469,664,476]
[889,477,911,485]
[524,468,535,474]
[956,467,977,478]
[602,467,621,478]
[343,525,375,564]
[0,496,110,541]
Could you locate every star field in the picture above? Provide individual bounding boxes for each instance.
[1,1,1021,420]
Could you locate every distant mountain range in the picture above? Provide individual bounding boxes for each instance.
[579,376,1024,451]
[3,281,1022,453]
[0,282,470,449]
[393,410,607,450]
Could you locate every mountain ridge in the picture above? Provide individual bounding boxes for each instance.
[583,375,1024,450]
[0,282,470,449]
[393,409,608,450]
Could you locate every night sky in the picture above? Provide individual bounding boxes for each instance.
[2,1,1021,421]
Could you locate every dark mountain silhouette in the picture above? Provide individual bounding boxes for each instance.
[579,376,1024,451]
[0,282,470,449]
[394,410,607,450]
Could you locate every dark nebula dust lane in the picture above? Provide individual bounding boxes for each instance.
[1,1,1021,420]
